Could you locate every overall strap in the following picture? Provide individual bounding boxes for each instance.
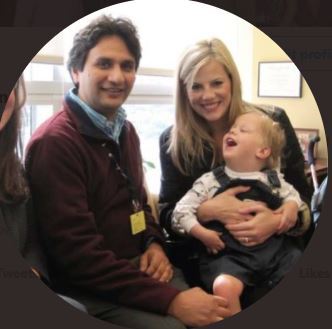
[262,169,281,189]
[213,165,281,189]
[212,166,283,209]
[212,164,231,188]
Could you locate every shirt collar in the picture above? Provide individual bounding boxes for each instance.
[68,88,127,144]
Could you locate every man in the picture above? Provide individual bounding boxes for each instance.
[25,15,230,329]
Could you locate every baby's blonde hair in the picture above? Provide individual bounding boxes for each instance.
[248,111,286,169]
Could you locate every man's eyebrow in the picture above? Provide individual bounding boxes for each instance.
[96,57,111,61]
[122,59,135,64]
[95,57,134,63]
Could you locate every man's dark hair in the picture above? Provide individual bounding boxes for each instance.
[67,15,142,74]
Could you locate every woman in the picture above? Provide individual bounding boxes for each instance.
[0,76,86,311]
[0,76,49,279]
[159,38,312,259]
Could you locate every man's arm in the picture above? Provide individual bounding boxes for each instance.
[25,133,179,315]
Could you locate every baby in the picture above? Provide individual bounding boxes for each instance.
[172,111,304,315]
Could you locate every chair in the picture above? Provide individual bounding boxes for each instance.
[307,136,328,226]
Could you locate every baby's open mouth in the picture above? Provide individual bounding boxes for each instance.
[225,137,237,147]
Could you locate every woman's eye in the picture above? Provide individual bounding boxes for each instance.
[212,80,223,87]
[191,84,202,91]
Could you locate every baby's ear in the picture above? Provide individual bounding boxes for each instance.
[256,147,271,160]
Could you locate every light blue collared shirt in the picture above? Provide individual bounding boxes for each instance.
[68,88,126,144]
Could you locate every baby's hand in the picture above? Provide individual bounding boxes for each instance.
[190,224,225,254]
[274,201,299,234]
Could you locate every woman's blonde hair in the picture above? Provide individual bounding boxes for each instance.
[168,38,249,175]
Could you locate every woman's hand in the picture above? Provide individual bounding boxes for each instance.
[225,204,282,247]
[197,186,262,225]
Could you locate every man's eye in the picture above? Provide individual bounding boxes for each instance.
[97,60,112,69]
[122,62,135,72]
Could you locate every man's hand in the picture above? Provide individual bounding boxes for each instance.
[168,287,231,327]
[140,242,173,282]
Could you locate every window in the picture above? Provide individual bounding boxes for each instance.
[22,61,71,152]
[24,62,69,82]
[125,104,174,194]
[23,61,175,194]
[27,1,254,193]
[21,105,54,150]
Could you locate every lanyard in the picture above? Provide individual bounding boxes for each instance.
[107,152,141,213]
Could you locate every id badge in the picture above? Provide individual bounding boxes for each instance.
[130,210,146,235]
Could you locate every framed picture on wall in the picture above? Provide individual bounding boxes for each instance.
[258,61,302,98]
[294,128,319,162]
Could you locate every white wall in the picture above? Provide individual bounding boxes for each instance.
[251,29,327,159]
[37,0,254,99]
